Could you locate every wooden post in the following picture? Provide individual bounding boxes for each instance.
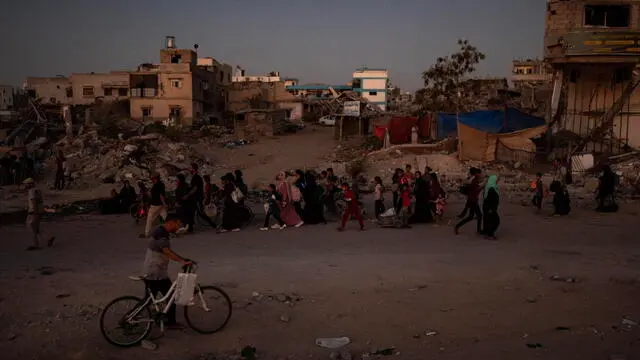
[339,115,344,141]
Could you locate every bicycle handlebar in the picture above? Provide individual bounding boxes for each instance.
[181,261,198,273]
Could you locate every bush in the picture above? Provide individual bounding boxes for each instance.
[362,136,382,151]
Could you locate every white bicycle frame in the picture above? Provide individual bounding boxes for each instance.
[125,267,211,326]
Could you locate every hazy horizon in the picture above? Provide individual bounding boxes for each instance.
[0,0,545,91]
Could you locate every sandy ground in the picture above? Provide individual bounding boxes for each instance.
[1,195,640,360]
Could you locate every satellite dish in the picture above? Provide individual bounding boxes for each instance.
[194,44,199,50]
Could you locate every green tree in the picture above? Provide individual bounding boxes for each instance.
[417,39,486,112]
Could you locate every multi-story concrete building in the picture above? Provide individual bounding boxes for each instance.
[545,0,640,152]
[129,37,223,126]
[512,59,551,83]
[0,85,14,110]
[24,71,130,106]
[352,67,389,111]
[24,76,70,105]
[232,68,282,83]
[69,71,130,105]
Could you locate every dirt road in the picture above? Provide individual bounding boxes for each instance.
[1,198,640,360]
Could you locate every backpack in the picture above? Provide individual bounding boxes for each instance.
[291,185,302,202]
[231,188,244,203]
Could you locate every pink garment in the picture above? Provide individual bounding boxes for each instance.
[277,179,302,226]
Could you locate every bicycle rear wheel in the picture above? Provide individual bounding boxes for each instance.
[99,295,153,347]
[184,285,232,334]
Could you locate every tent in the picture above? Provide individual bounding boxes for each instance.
[435,107,545,139]
[457,123,547,162]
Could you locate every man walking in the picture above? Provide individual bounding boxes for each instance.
[144,173,168,238]
[184,163,215,233]
[454,168,483,235]
[24,178,55,250]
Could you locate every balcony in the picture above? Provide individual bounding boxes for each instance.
[547,30,640,62]
[130,88,158,97]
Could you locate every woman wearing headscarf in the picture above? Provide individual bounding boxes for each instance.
[219,174,241,232]
[276,171,304,227]
[429,172,446,220]
[596,164,618,212]
[292,169,306,218]
[482,174,500,239]
[234,170,248,198]
[409,171,434,223]
[302,170,327,224]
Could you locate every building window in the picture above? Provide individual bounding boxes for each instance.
[228,73,231,83]
[82,86,95,97]
[104,88,113,96]
[118,88,127,96]
[569,69,580,83]
[141,107,152,117]
[613,67,632,84]
[584,5,630,28]
[171,54,182,64]
[27,89,36,98]
[219,72,224,83]
[369,91,377,96]
[170,79,183,89]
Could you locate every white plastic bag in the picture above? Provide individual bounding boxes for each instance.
[205,203,217,217]
[174,272,197,306]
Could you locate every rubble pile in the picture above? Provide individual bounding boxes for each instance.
[51,130,212,189]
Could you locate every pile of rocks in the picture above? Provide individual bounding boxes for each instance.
[51,131,212,189]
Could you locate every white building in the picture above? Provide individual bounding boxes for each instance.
[352,68,389,111]
[0,85,14,110]
[232,68,282,83]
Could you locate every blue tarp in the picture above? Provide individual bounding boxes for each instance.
[436,108,545,139]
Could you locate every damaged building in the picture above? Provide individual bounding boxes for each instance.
[546,0,640,155]
[129,36,231,126]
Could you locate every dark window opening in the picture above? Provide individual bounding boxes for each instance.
[569,70,580,83]
[219,72,223,83]
[585,5,630,27]
[369,91,377,96]
[171,54,182,64]
[228,73,231,83]
[613,67,632,84]
[104,88,113,96]
[142,107,152,117]
[118,88,127,96]
[82,86,94,97]
[66,87,73,98]
[352,79,362,88]
[27,89,36,98]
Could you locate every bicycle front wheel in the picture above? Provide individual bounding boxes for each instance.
[184,285,232,334]
[99,295,153,347]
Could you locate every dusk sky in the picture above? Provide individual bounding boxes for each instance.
[1,0,544,91]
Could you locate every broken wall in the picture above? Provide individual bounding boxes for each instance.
[562,64,640,150]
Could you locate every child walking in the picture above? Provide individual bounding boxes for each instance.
[397,184,412,228]
[373,176,385,218]
[261,184,287,230]
[338,183,364,231]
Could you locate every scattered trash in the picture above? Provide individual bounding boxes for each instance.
[622,318,638,326]
[316,337,351,349]
[526,343,543,349]
[550,275,576,283]
[279,314,290,323]
[240,346,257,360]
[425,330,438,336]
[140,340,157,350]
[370,347,396,356]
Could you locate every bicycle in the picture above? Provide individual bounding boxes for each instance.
[99,263,232,347]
